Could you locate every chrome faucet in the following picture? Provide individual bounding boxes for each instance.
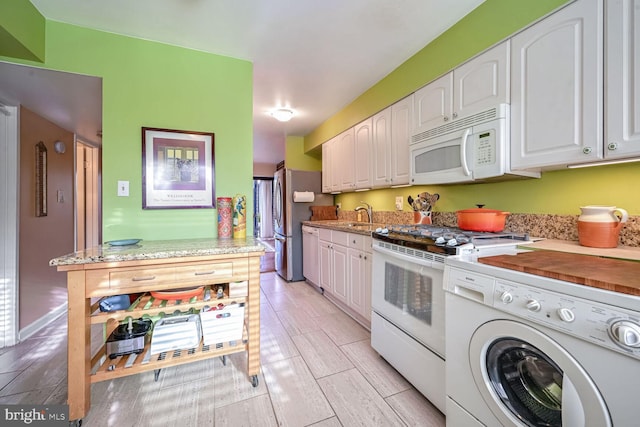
[354,202,373,223]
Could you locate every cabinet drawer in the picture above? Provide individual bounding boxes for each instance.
[109,267,175,289]
[174,262,233,284]
[331,230,350,247]
[348,233,370,250]
[319,228,332,242]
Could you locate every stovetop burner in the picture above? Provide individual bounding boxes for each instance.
[373,224,530,256]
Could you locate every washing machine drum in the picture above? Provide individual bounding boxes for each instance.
[469,320,611,427]
[486,338,563,425]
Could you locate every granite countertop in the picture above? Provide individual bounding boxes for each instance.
[302,220,385,236]
[50,237,266,267]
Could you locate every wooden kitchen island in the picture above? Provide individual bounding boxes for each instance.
[50,238,265,424]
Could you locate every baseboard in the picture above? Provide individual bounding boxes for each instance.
[18,302,68,341]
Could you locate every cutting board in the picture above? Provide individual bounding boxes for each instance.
[310,205,339,221]
[479,250,640,296]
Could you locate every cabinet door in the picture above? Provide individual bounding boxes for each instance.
[390,95,413,186]
[338,128,356,192]
[453,40,510,118]
[348,247,366,317]
[606,0,640,159]
[319,240,333,293]
[413,73,453,136]
[354,118,373,189]
[371,107,392,188]
[322,141,332,193]
[511,0,604,169]
[332,244,349,304]
[363,248,372,322]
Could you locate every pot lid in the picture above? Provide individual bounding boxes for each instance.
[457,205,509,215]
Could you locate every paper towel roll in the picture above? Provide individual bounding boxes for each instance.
[293,191,315,203]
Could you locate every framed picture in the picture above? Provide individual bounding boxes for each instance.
[142,127,215,209]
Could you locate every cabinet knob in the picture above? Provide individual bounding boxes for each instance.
[452,112,458,119]
[582,147,593,155]
[607,142,618,151]
[443,116,449,122]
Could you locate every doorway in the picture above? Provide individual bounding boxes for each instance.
[253,177,274,272]
[76,141,101,250]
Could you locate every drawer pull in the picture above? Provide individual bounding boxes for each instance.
[131,276,156,281]
[194,270,217,276]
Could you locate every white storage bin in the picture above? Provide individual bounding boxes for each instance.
[199,303,245,345]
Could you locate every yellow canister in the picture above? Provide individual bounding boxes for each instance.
[233,194,246,238]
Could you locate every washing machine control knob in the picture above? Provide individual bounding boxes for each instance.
[499,291,513,304]
[557,307,575,323]
[526,299,541,312]
[610,320,640,348]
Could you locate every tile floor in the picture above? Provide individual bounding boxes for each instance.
[0,271,445,427]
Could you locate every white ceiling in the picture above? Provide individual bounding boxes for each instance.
[15,0,484,164]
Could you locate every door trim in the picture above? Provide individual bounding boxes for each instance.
[0,102,19,348]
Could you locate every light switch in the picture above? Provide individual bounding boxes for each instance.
[395,196,403,211]
[118,180,129,197]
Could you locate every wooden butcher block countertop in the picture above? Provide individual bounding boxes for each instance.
[479,250,640,297]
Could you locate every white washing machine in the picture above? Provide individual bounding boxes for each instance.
[444,257,640,427]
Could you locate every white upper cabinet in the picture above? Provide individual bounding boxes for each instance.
[371,107,392,188]
[371,95,413,188]
[510,0,604,169]
[413,73,453,135]
[322,136,342,193]
[453,40,510,118]
[354,118,373,189]
[413,41,509,136]
[321,139,332,193]
[606,0,640,159]
[338,128,356,191]
[390,95,413,186]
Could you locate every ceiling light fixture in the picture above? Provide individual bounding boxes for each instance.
[270,108,294,122]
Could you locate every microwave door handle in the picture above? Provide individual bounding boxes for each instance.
[460,128,472,176]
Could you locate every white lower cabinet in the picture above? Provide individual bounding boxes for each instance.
[319,229,349,303]
[317,227,372,327]
[347,234,372,322]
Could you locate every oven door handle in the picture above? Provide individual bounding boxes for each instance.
[372,242,445,270]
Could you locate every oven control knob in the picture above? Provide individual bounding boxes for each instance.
[557,307,575,323]
[526,299,541,312]
[499,291,513,304]
[609,320,640,348]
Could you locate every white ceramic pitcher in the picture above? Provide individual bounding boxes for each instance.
[577,206,628,248]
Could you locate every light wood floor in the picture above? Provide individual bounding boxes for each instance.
[0,272,445,427]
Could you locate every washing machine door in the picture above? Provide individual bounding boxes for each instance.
[469,320,611,427]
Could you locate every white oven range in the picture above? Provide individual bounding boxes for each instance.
[370,225,530,414]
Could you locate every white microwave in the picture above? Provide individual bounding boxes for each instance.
[409,104,539,185]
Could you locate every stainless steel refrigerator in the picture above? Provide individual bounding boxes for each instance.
[273,168,333,281]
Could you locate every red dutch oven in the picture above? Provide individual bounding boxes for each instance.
[456,205,510,232]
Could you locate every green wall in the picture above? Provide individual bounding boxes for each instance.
[285,136,322,171]
[305,0,640,216]
[1,12,253,240]
[0,0,45,61]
